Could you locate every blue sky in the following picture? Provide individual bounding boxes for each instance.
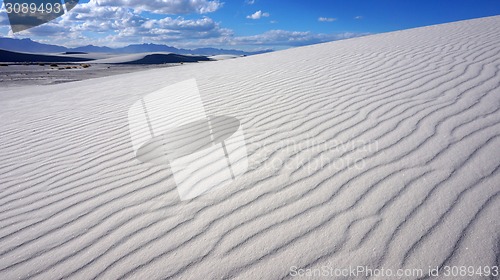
[0,0,499,50]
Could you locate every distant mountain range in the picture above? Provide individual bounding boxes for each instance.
[0,37,272,56]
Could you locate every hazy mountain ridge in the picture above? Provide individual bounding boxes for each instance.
[0,37,272,56]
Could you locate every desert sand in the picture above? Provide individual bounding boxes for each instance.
[0,16,499,279]
[0,63,177,87]
[0,51,226,86]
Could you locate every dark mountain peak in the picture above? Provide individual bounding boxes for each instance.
[0,37,272,56]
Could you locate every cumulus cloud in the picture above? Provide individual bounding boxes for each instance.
[354,15,363,20]
[318,17,336,22]
[184,29,368,48]
[138,17,232,41]
[246,10,270,20]
[11,0,228,46]
[0,11,10,26]
[63,3,142,32]
[17,22,70,36]
[2,0,368,50]
[233,30,363,46]
[95,0,222,14]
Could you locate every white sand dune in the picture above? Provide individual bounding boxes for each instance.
[0,49,93,63]
[59,52,123,60]
[90,52,210,64]
[208,55,242,61]
[1,16,499,279]
[89,53,159,64]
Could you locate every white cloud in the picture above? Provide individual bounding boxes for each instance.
[318,17,336,22]
[1,0,368,50]
[64,3,143,32]
[245,0,256,4]
[0,9,10,26]
[354,16,363,20]
[149,17,216,31]
[184,29,369,48]
[138,17,231,40]
[246,10,270,20]
[234,30,363,46]
[95,0,222,14]
[10,1,228,46]
[16,22,70,37]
